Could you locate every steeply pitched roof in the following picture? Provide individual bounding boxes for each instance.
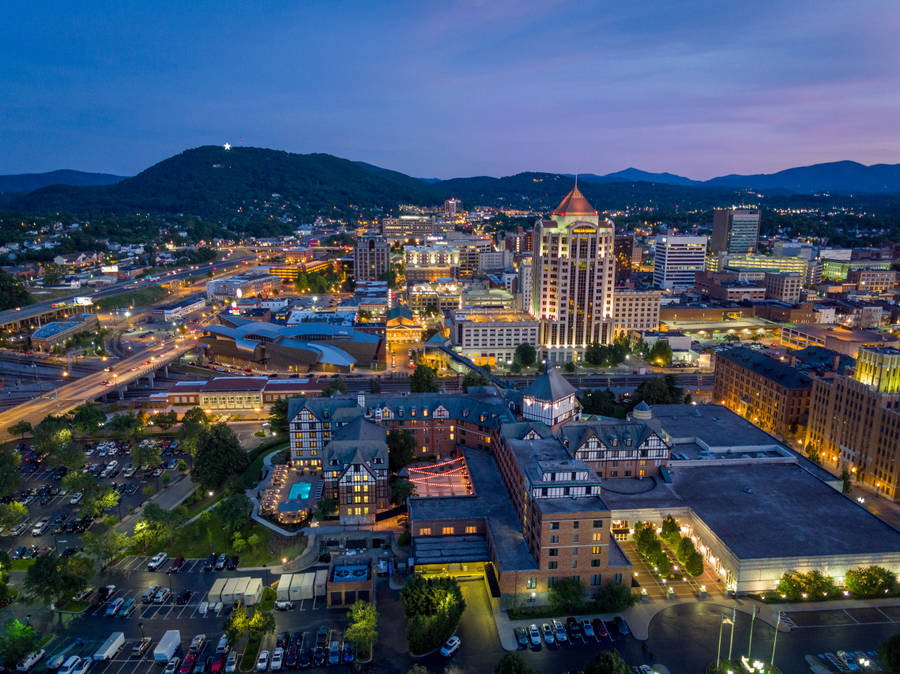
[552,184,597,216]
[526,368,576,401]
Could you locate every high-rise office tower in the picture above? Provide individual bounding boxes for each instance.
[711,208,761,254]
[353,233,390,282]
[653,235,707,290]
[531,184,615,362]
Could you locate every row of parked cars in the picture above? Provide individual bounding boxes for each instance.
[254,628,353,670]
[515,616,625,649]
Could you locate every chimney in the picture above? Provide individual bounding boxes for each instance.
[357,391,366,409]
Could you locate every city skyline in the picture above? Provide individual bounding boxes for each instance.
[2,1,899,177]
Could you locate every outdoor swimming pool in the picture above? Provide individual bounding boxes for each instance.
[332,564,369,582]
[288,481,312,501]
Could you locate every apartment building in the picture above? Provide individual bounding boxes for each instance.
[448,310,540,366]
[612,289,661,334]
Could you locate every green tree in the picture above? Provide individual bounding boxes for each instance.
[150,410,178,432]
[182,406,210,426]
[593,581,636,612]
[344,600,378,660]
[7,420,32,440]
[390,477,415,505]
[676,536,695,564]
[400,575,466,654]
[0,619,41,669]
[583,649,630,674]
[224,602,250,646]
[841,468,852,494]
[514,343,537,368]
[388,429,416,472]
[0,450,20,500]
[493,652,535,674]
[23,552,89,608]
[217,493,253,532]
[0,501,28,528]
[247,608,276,638]
[132,441,162,471]
[81,528,129,570]
[409,364,439,393]
[462,370,490,391]
[314,498,338,522]
[71,404,106,433]
[321,377,347,397]
[685,551,704,577]
[580,388,623,418]
[845,566,897,598]
[648,340,673,367]
[548,577,585,614]
[268,397,290,435]
[33,415,81,469]
[879,633,900,673]
[660,515,680,546]
[191,424,248,489]
[107,412,142,443]
[655,550,671,577]
[0,270,30,311]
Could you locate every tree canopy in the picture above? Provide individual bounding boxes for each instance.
[410,364,439,393]
[191,423,248,489]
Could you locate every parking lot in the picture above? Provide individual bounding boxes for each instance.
[2,437,189,558]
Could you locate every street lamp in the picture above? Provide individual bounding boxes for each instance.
[138,621,145,638]
[716,613,734,669]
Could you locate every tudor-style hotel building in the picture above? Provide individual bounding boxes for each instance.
[530,184,616,363]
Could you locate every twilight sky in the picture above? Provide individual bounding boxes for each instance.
[2,1,899,179]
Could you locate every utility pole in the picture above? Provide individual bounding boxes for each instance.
[771,611,782,666]
[747,605,757,659]
[728,606,736,661]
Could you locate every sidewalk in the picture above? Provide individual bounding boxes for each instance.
[117,473,195,535]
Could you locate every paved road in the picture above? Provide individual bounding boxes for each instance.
[0,338,194,442]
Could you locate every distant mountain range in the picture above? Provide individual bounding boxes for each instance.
[2,148,899,219]
[0,169,124,194]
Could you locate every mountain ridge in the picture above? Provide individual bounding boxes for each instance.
[0,169,125,194]
[4,147,900,219]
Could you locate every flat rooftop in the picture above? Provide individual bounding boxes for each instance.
[648,404,783,451]
[453,311,535,324]
[603,462,900,559]
[32,321,81,338]
[409,448,537,572]
[717,346,813,389]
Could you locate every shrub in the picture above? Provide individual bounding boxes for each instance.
[676,536,695,563]
[776,569,837,600]
[401,575,466,654]
[548,577,585,614]
[660,515,680,546]
[593,582,636,612]
[685,550,704,577]
[845,566,897,598]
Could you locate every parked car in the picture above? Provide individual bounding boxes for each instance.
[168,557,186,573]
[274,600,293,611]
[118,598,136,617]
[71,659,92,674]
[148,551,168,571]
[179,654,197,674]
[154,588,171,604]
[342,643,354,663]
[614,616,630,636]
[592,618,609,639]
[581,619,595,640]
[528,624,541,647]
[203,553,217,571]
[224,652,237,673]
[327,641,341,666]
[164,658,181,674]
[255,651,269,672]
[215,635,228,655]
[209,655,225,674]
[270,647,283,671]
[553,619,568,644]
[541,623,555,646]
[214,554,228,571]
[226,555,239,570]
[514,626,529,649]
[177,590,193,605]
[70,492,83,504]
[298,648,311,668]
[189,634,207,653]
[440,635,461,657]
[132,637,152,657]
[96,585,116,601]
[105,597,124,616]
[142,585,161,604]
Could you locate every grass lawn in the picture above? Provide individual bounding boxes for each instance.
[59,599,90,613]
[239,635,261,672]
[167,511,274,566]
[258,587,276,612]
[182,489,222,519]
[94,286,170,311]
[10,559,36,571]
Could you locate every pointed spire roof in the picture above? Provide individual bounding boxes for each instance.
[526,367,577,402]
[552,181,597,217]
